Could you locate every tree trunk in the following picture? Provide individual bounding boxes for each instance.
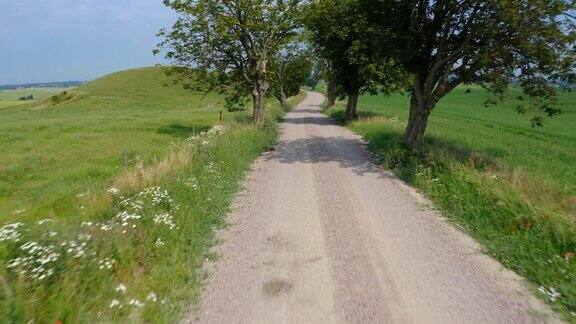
[404,92,433,150]
[252,79,269,123]
[344,89,359,121]
[327,93,336,115]
[327,80,337,110]
[309,67,321,90]
[277,90,288,110]
[325,61,336,111]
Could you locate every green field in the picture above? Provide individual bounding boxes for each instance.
[354,87,575,191]
[329,87,576,316]
[0,87,73,109]
[0,67,302,322]
[0,68,230,223]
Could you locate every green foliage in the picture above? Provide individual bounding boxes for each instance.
[281,54,312,97]
[270,43,313,104]
[45,91,78,106]
[156,0,305,120]
[363,0,575,147]
[305,50,325,90]
[305,0,409,97]
[305,0,410,121]
[18,95,33,101]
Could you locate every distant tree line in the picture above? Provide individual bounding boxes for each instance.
[0,81,86,91]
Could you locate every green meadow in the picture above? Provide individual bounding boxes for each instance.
[353,87,575,190]
[329,87,576,316]
[0,68,230,223]
[0,87,70,109]
[0,67,303,322]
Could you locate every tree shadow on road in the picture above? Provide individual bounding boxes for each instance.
[266,135,386,177]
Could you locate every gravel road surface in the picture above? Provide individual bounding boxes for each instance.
[190,91,556,323]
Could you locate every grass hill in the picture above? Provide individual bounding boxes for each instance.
[0,67,227,223]
[0,66,301,323]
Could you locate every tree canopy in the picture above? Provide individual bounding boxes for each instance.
[156,0,306,122]
[156,0,574,148]
[270,43,313,108]
[305,0,410,120]
[364,0,576,149]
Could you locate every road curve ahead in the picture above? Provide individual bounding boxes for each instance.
[191,92,556,323]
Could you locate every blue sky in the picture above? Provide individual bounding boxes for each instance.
[0,0,176,84]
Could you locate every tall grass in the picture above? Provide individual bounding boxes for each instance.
[0,121,277,322]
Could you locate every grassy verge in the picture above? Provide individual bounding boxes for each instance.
[0,67,305,322]
[326,89,576,319]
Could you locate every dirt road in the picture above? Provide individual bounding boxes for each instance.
[191,92,556,323]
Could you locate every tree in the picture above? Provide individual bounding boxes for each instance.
[270,44,313,108]
[155,0,305,123]
[366,0,575,150]
[306,63,322,91]
[323,59,339,109]
[305,0,409,121]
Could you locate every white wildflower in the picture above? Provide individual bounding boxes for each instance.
[116,211,141,227]
[11,209,26,215]
[61,240,87,258]
[180,177,198,189]
[98,258,116,270]
[109,299,121,308]
[35,219,53,226]
[208,124,224,135]
[153,213,177,230]
[0,223,24,242]
[147,292,158,302]
[7,241,59,280]
[77,233,92,241]
[128,298,144,308]
[539,286,562,302]
[116,283,127,294]
[137,186,175,206]
[108,187,120,195]
[155,238,165,247]
[120,196,144,212]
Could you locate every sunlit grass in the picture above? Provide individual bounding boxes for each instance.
[0,87,72,109]
[1,68,231,222]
